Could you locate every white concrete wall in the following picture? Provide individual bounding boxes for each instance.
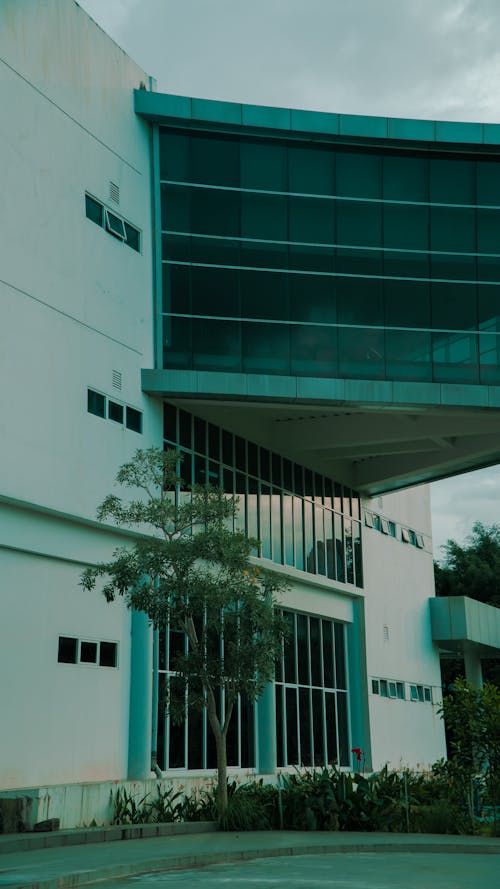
[362,485,446,769]
[0,0,160,791]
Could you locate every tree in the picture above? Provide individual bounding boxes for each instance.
[81,448,288,817]
[434,521,500,607]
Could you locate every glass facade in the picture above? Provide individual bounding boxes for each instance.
[276,611,350,767]
[160,129,500,385]
[163,403,363,587]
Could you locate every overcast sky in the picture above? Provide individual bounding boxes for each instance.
[78,0,500,557]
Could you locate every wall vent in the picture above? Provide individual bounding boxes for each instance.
[112,370,122,390]
[383,624,389,642]
[109,181,120,204]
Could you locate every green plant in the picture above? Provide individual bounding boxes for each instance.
[112,787,151,825]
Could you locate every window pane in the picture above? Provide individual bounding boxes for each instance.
[312,689,325,766]
[240,140,286,191]
[126,407,143,433]
[310,618,322,686]
[80,641,98,663]
[337,691,350,766]
[336,151,381,199]
[334,623,347,689]
[191,134,240,187]
[289,145,335,195]
[297,615,309,685]
[108,401,123,424]
[159,131,190,182]
[276,683,285,767]
[299,687,312,766]
[85,194,103,226]
[322,620,334,688]
[325,692,338,766]
[99,641,117,667]
[58,636,77,664]
[88,389,105,418]
[283,612,296,683]
[286,687,299,765]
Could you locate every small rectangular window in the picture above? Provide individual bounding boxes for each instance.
[401,528,411,544]
[410,684,418,701]
[99,641,118,668]
[105,208,126,240]
[417,685,424,702]
[124,221,140,252]
[396,682,405,700]
[80,641,98,664]
[364,512,374,528]
[85,194,103,226]
[88,389,106,418]
[371,678,379,694]
[424,687,432,703]
[372,514,381,531]
[379,679,388,697]
[389,681,397,698]
[380,518,390,534]
[409,530,417,545]
[126,406,143,434]
[416,533,425,549]
[388,522,396,538]
[58,636,78,664]
[108,401,124,424]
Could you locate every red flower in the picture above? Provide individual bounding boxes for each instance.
[351,747,363,762]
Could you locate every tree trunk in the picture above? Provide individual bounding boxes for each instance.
[215,732,228,818]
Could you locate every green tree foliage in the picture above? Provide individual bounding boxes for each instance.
[81,448,288,817]
[434,521,500,607]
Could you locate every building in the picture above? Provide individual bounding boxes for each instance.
[2,0,500,827]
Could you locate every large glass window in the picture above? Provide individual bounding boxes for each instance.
[275,611,350,767]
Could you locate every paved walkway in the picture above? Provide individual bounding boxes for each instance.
[1,827,499,889]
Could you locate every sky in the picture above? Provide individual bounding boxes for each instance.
[77,0,500,558]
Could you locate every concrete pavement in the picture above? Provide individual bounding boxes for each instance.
[1,827,499,889]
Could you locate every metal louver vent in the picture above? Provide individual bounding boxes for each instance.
[112,370,122,390]
[383,625,389,642]
[109,181,120,204]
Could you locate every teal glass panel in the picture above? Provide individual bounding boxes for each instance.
[293,497,304,570]
[290,324,338,378]
[159,132,190,182]
[192,319,242,371]
[430,206,475,252]
[241,269,288,320]
[383,204,429,250]
[429,159,475,204]
[240,140,287,191]
[289,196,335,243]
[276,684,284,767]
[335,151,381,198]
[191,187,240,236]
[337,691,349,766]
[335,514,344,583]
[190,134,239,187]
[190,235,240,267]
[477,208,500,252]
[164,317,192,368]
[345,519,354,585]
[322,620,334,688]
[336,201,382,247]
[383,250,429,280]
[85,194,103,226]
[162,233,191,262]
[290,274,336,322]
[353,521,362,586]
[477,161,500,206]
[241,192,287,239]
[385,329,432,382]
[161,184,191,231]
[431,283,477,329]
[431,254,475,282]
[338,333,385,379]
[163,263,190,314]
[283,494,294,566]
[382,155,428,201]
[432,329,478,384]
[299,687,313,767]
[325,693,337,766]
[304,500,315,573]
[384,279,430,328]
[271,489,282,563]
[286,688,299,765]
[240,240,288,271]
[310,618,322,685]
[478,288,500,383]
[336,247,382,277]
[312,689,325,765]
[242,321,291,373]
[478,256,500,283]
[315,506,326,575]
[325,511,335,580]
[191,266,239,318]
[338,277,384,325]
[297,615,309,685]
[289,243,333,273]
[260,484,271,559]
[288,145,335,195]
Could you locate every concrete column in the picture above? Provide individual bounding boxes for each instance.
[347,599,372,772]
[127,610,153,779]
[257,682,277,774]
[464,647,483,688]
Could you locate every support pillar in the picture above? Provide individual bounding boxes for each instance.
[127,610,153,779]
[347,599,372,772]
[257,682,277,775]
[464,646,483,688]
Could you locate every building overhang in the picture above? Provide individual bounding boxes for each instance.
[430,596,500,658]
[142,369,500,495]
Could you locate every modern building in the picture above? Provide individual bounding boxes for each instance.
[2,0,500,827]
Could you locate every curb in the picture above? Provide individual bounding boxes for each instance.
[9,838,500,889]
[0,821,218,855]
